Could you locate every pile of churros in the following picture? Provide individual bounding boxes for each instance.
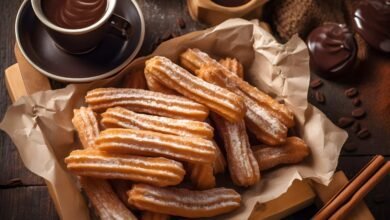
[65,48,310,219]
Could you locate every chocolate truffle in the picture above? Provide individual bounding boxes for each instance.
[307,23,357,78]
[353,0,390,53]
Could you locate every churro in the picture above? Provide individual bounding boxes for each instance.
[101,107,214,140]
[181,48,294,128]
[72,107,99,149]
[252,137,310,171]
[141,212,170,220]
[65,149,185,187]
[72,110,136,219]
[212,113,260,186]
[128,184,241,218]
[144,56,246,122]
[188,163,216,189]
[80,177,137,220]
[96,128,216,164]
[199,65,288,145]
[85,88,209,121]
[219,57,244,79]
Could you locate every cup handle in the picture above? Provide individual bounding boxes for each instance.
[108,14,132,40]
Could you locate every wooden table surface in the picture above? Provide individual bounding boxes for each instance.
[0,0,388,219]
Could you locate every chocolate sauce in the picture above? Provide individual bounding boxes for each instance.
[353,0,390,53]
[42,0,107,29]
[307,23,357,78]
[212,0,250,7]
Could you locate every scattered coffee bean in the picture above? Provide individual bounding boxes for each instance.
[352,108,366,118]
[177,17,186,29]
[310,79,323,89]
[6,178,23,187]
[352,122,361,133]
[373,194,386,203]
[315,91,325,103]
[344,87,358,97]
[352,98,361,106]
[343,143,357,152]
[357,128,370,139]
[338,117,355,128]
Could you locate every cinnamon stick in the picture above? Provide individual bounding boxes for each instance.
[313,155,386,220]
[329,161,390,220]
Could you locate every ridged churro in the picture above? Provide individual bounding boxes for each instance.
[181,48,294,128]
[199,65,288,145]
[96,128,216,164]
[144,56,246,122]
[252,137,310,171]
[141,212,170,220]
[85,88,209,121]
[188,163,216,190]
[101,107,214,140]
[212,113,260,187]
[128,184,241,218]
[219,57,244,79]
[80,177,137,220]
[65,149,185,187]
[72,107,99,149]
[73,109,136,219]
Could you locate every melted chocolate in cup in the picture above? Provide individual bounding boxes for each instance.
[212,0,250,7]
[307,23,357,79]
[353,0,390,53]
[42,0,107,29]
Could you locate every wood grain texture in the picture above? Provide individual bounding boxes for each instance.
[0,186,59,220]
[0,0,388,220]
[0,0,46,186]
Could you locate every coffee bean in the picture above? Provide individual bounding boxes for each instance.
[177,17,186,29]
[310,79,323,89]
[315,91,325,103]
[338,117,354,128]
[352,108,366,118]
[345,87,358,97]
[357,128,370,139]
[343,143,357,152]
[352,122,361,133]
[352,98,361,106]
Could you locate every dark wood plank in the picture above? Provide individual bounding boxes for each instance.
[136,0,206,56]
[0,186,59,220]
[0,0,45,186]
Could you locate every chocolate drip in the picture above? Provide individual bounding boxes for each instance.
[307,23,357,78]
[353,0,390,53]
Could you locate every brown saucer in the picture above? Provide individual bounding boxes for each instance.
[15,0,145,83]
